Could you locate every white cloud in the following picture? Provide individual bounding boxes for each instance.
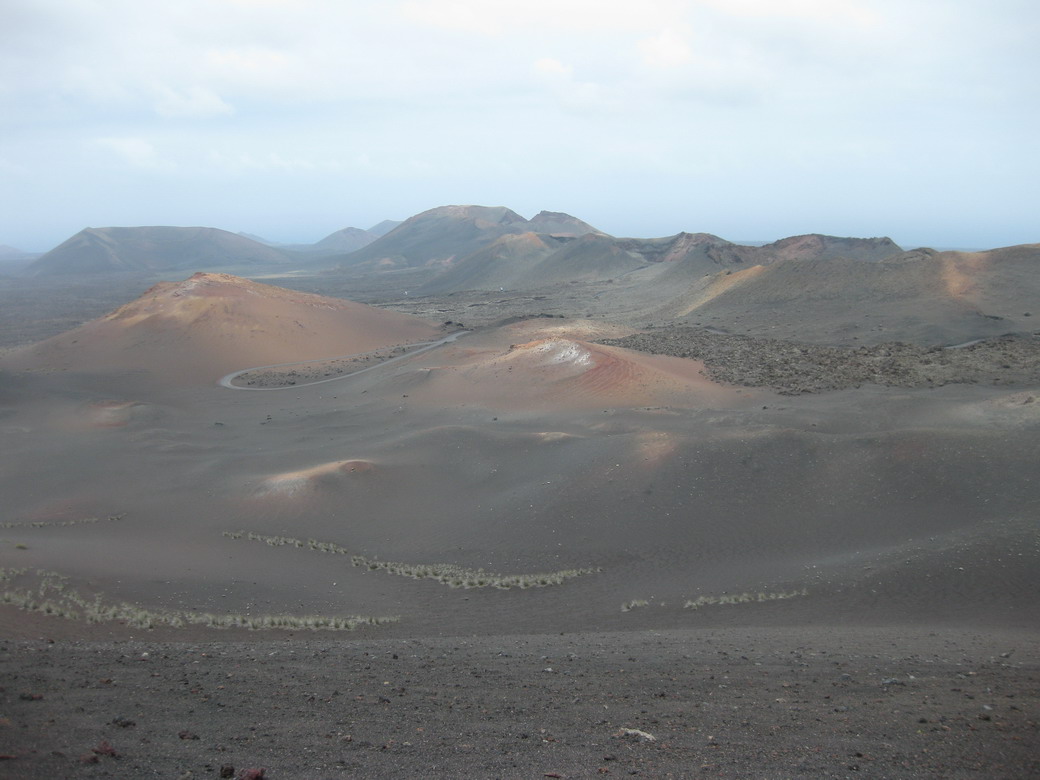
[204,47,294,89]
[637,30,693,69]
[400,0,687,34]
[532,57,616,112]
[0,0,1037,250]
[398,0,504,35]
[533,58,573,78]
[153,85,233,118]
[206,149,323,173]
[93,137,175,170]
[699,0,880,28]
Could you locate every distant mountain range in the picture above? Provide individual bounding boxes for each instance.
[11,205,1038,346]
[15,205,912,281]
[240,219,403,255]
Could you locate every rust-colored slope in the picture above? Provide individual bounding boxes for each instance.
[3,272,441,384]
[395,324,753,410]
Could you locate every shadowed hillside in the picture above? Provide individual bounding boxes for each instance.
[338,205,603,271]
[25,226,291,277]
[649,245,1039,345]
[414,226,902,294]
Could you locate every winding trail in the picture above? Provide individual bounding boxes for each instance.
[217,331,468,390]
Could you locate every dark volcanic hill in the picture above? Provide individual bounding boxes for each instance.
[413,224,903,294]
[240,227,379,255]
[25,226,290,277]
[652,244,1040,345]
[418,232,562,293]
[338,205,603,271]
[0,244,35,260]
[417,231,739,293]
[310,226,378,253]
[526,210,606,236]
[767,233,901,261]
[367,219,403,237]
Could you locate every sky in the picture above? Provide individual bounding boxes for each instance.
[1,0,1037,252]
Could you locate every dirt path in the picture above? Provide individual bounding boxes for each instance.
[217,331,468,390]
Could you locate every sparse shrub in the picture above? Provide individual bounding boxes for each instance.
[683,588,808,610]
[0,566,396,632]
[223,529,601,589]
[0,514,124,530]
[621,599,650,612]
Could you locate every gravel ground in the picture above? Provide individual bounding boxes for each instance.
[2,627,1037,779]
[230,347,407,388]
[598,329,1040,395]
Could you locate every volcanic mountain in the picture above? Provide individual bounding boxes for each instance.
[338,205,603,271]
[3,272,442,384]
[366,219,403,237]
[25,226,291,277]
[415,225,902,294]
[310,226,378,254]
[0,244,37,263]
[651,243,1040,345]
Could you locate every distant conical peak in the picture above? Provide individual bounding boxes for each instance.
[418,205,526,224]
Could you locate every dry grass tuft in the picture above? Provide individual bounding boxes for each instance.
[683,588,808,609]
[0,566,396,631]
[224,530,601,589]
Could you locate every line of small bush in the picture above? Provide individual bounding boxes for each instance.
[223,530,601,589]
[683,588,808,609]
[0,513,125,529]
[0,566,395,631]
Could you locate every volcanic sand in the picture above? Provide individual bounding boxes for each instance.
[0,275,1037,777]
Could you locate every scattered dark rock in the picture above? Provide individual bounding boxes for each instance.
[598,329,1040,394]
[92,739,119,758]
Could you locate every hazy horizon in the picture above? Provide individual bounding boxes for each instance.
[0,210,1014,257]
[2,1,1037,253]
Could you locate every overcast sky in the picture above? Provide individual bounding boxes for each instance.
[1,0,1037,251]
